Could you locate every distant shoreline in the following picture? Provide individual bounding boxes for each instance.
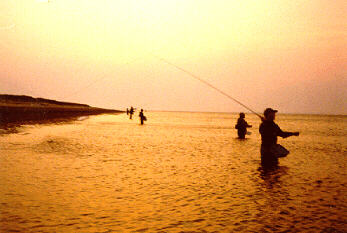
[147,109,346,116]
[0,94,123,124]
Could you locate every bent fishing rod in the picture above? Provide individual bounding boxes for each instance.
[151,54,263,119]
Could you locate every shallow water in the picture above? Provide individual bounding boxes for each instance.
[0,112,346,232]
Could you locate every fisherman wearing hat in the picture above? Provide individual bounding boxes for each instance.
[235,112,252,139]
[259,108,299,167]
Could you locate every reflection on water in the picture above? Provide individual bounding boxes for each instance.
[0,112,346,232]
[0,115,90,136]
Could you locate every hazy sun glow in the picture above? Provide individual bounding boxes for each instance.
[1,0,346,114]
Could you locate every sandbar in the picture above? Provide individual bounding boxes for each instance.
[0,94,123,124]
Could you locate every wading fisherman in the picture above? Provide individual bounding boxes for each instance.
[139,109,146,125]
[235,112,252,139]
[259,108,299,167]
[129,106,134,119]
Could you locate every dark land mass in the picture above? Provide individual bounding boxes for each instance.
[0,94,123,125]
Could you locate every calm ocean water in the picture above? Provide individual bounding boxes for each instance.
[0,112,346,232]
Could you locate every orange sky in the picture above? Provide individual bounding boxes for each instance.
[1,0,346,114]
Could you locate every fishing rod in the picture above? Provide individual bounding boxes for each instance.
[151,54,263,119]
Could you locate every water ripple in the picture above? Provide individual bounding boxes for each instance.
[0,113,346,232]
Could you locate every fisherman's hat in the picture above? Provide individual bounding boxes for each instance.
[264,108,278,117]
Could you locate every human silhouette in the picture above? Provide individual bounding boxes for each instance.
[129,107,134,119]
[235,112,252,139]
[139,109,146,125]
[259,108,299,167]
[126,108,129,115]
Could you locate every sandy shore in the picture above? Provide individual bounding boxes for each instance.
[0,94,123,124]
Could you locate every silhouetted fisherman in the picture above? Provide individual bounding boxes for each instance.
[126,108,129,115]
[235,112,252,139]
[259,108,299,167]
[139,109,146,125]
[129,107,134,119]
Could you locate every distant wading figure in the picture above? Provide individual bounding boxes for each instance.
[129,107,134,119]
[139,109,146,125]
[235,112,252,139]
[259,108,299,167]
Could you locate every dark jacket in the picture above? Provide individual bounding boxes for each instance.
[236,118,251,131]
[259,120,293,147]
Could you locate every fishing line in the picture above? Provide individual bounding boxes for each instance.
[0,23,15,31]
[61,57,144,100]
[151,54,263,118]
[35,0,88,17]
[0,11,16,31]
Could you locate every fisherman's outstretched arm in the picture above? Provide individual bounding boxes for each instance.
[277,125,299,138]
